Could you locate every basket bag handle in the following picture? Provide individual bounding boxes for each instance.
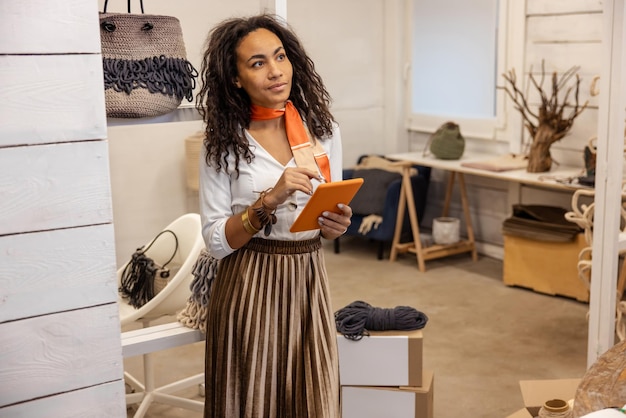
[103,0,145,14]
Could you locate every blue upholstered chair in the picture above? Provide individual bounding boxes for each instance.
[334,155,431,259]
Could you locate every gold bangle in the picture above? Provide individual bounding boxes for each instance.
[241,207,260,235]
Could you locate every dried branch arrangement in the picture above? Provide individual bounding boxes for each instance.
[499,62,588,172]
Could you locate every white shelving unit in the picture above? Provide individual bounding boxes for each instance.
[587,0,626,366]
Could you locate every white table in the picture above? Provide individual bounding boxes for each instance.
[384,152,588,271]
[386,152,587,191]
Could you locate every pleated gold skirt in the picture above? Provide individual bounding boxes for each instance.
[203,237,340,418]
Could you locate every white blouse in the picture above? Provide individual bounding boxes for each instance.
[199,125,343,259]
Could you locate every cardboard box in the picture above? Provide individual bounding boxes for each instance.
[341,370,434,418]
[506,378,580,418]
[503,233,589,302]
[337,329,423,386]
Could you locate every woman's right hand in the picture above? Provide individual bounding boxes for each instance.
[264,167,322,208]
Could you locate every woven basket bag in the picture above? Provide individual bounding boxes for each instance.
[100,0,197,118]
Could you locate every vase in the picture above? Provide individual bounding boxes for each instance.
[538,398,572,418]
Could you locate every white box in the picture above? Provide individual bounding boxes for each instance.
[337,329,423,386]
[341,370,434,418]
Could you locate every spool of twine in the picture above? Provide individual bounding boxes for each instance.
[538,399,573,418]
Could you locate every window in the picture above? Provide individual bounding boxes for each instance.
[407,0,523,141]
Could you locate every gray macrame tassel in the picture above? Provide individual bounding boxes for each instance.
[177,250,218,333]
[103,56,197,101]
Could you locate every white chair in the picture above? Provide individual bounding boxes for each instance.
[118,213,205,417]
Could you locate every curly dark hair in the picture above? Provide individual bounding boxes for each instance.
[195,14,335,175]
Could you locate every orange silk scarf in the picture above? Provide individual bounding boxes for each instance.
[250,101,331,182]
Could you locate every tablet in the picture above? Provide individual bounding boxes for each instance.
[290,178,364,233]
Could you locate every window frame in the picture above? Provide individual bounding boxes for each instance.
[404,0,526,145]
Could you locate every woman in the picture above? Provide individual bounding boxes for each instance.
[196,14,350,418]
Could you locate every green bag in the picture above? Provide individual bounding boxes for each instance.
[424,122,465,160]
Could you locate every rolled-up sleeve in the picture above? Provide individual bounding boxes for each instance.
[198,153,235,260]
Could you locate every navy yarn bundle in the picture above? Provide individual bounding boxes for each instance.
[335,301,428,341]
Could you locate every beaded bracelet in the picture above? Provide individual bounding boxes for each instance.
[253,188,277,236]
[241,207,260,235]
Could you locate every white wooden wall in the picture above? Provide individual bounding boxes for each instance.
[0,1,126,416]
[525,0,603,165]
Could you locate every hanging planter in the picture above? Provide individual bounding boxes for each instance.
[499,62,588,173]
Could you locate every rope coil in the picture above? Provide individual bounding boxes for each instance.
[335,300,428,341]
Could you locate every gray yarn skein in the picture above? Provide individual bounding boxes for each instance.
[177,251,218,333]
[188,251,218,306]
[335,300,429,341]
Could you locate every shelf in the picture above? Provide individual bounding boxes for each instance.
[394,240,475,261]
[106,106,202,127]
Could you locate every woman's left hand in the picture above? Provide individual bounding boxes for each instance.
[319,203,352,240]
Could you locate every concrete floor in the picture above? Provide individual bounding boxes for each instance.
[124,237,590,418]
